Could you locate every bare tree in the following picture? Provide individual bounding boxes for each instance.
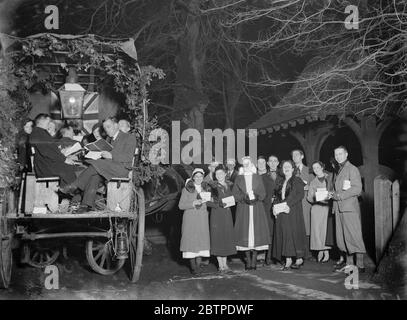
[222,0,406,118]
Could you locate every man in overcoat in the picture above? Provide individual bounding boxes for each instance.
[330,146,366,272]
[30,113,76,186]
[292,149,314,259]
[226,158,238,184]
[263,155,280,264]
[60,117,137,213]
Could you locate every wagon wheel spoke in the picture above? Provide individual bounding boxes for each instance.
[25,243,60,268]
[99,251,107,269]
[106,255,111,270]
[94,248,104,261]
[32,251,39,262]
[92,244,105,251]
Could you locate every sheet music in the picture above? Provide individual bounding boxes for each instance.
[199,192,211,203]
[63,142,83,156]
[315,188,329,201]
[274,202,287,214]
[72,135,84,142]
[221,196,235,208]
[85,151,102,160]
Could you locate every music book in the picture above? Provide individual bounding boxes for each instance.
[274,202,288,214]
[221,196,235,208]
[63,142,83,156]
[199,192,211,203]
[85,151,102,160]
[72,135,84,142]
[85,139,113,152]
[316,188,329,202]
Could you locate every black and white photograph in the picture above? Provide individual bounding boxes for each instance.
[0,0,406,305]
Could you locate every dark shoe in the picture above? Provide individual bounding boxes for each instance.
[74,205,91,214]
[59,184,77,196]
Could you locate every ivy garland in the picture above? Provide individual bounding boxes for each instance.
[0,33,166,187]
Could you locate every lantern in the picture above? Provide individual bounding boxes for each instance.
[58,68,86,119]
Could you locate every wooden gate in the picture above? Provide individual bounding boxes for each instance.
[374,176,401,263]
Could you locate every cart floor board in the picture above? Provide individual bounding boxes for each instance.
[5,212,137,219]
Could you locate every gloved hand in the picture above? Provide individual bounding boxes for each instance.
[244,193,258,205]
[218,201,226,208]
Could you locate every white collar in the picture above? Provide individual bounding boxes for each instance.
[112,130,120,141]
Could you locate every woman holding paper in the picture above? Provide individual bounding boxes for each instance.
[307,161,333,263]
[178,168,211,275]
[232,157,270,271]
[206,164,236,272]
[272,160,307,270]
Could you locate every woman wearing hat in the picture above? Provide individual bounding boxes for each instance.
[178,168,211,275]
[232,157,270,270]
[206,164,236,272]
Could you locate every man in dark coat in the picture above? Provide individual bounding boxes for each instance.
[17,120,34,172]
[292,149,314,259]
[56,125,77,149]
[226,159,238,184]
[30,114,76,186]
[263,155,280,264]
[60,117,137,213]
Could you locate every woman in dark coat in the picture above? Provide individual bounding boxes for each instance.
[233,157,270,270]
[272,160,307,270]
[207,164,236,272]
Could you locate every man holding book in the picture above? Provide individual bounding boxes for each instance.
[59,117,138,213]
[30,114,77,186]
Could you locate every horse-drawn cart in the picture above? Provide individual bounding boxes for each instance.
[0,182,146,289]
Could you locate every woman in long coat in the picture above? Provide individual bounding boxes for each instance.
[178,168,211,275]
[307,161,333,262]
[206,164,236,272]
[232,157,270,270]
[273,160,307,270]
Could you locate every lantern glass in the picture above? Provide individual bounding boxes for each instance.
[59,86,86,119]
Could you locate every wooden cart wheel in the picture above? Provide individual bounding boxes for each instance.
[0,189,13,289]
[85,239,125,276]
[24,243,60,269]
[128,187,145,283]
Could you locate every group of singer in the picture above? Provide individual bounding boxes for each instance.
[17,114,138,214]
[178,147,366,276]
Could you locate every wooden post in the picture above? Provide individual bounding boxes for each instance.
[392,180,400,232]
[132,187,145,282]
[374,176,393,263]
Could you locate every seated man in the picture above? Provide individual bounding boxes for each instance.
[118,119,131,133]
[59,117,138,213]
[30,114,77,186]
[57,125,77,149]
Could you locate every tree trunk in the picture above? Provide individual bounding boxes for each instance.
[173,0,208,134]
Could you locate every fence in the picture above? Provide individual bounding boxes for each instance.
[374,176,401,264]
